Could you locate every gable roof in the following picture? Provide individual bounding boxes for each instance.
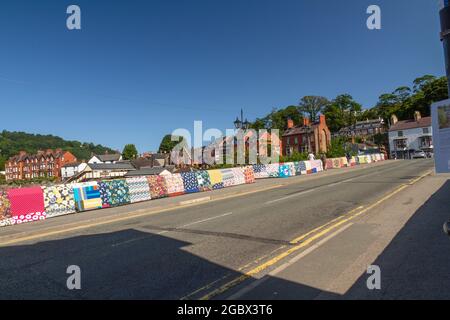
[95,154,122,162]
[389,117,432,132]
[87,163,135,171]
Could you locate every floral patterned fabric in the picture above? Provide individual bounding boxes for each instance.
[220,169,237,187]
[208,170,224,190]
[126,177,151,203]
[42,185,76,218]
[72,182,103,211]
[147,175,169,198]
[252,164,269,179]
[97,181,111,208]
[196,171,212,191]
[180,172,200,194]
[265,163,280,177]
[103,179,131,207]
[231,168,246,185]
[8,187,46,225]
[294,162,307,175]
[0,189,13,227]
[279,164,293,178]
[243,166,255,184]
[164,173,186,196]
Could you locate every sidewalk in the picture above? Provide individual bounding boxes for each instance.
[227,173,450,300]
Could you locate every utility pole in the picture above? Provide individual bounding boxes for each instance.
[440,0,450,92]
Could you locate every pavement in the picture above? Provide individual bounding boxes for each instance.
[0,159,444,300]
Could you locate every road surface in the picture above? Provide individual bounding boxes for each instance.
[0,159,438,299]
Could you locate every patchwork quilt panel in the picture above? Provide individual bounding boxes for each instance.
[265,163,280,177]
[243,166,255,184]
[340,157,349,167]
[164,173,186,196]
[72,182,103,212]
[358,156,367,164]
[332,158,341,169]
[104,179,131,207]
[285,162,296,176]
[309,160,323,173]
[126,177,151,203]
[325,159,334,170]
[42,185,76,218]
[220,169,237,187]
[97,181,111,208]
[252,164,269,179]
[279,164,293,178]
[295,161,307,175]
[0,189,13,227]
[304,161,312,172]
[7,187,46,224]
[208,170,224,190]
[180,172,200,193]
[196,171,212,191]
[231,168,246,185]
[147,176,169,198]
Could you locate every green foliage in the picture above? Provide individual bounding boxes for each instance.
[158,134,185,153]
[0,176,57,187]
[0,130,116,170]
[251,106,303,135]
[323,94,362,132]
[298,96,329,123]
[326,137,348,158]
[122,144,138,160]
[280,151,309,163]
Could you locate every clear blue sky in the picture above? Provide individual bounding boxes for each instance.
[0,0,445,152]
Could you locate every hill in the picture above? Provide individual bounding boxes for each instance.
[0,130,117,170]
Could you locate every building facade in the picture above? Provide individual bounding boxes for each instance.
[88,153,122,164]
[334,118,386,139]
[282,115,331,156]
[5,149,77,181]
[388,112,433,159]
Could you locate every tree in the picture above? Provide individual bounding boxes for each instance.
[122,144,138,160]
[298,96,329,123]
[323,94,362,133]
[158,135,185,153]
[250,106,303,134]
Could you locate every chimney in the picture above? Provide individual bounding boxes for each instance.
[303,118,310,126]
[287,118,294,129]
[414,111,422,122]
[19,151,27,156]
[319,114,326,125]
[390,114,398,125]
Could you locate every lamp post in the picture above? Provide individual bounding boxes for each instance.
[234,108,250,130]
[440,0,450,92]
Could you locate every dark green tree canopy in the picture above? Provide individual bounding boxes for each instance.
[323,94,362,132]
[298,96,330,123]
[158,135,186,153]
[122,144,138,160]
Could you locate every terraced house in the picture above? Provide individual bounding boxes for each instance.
[5,149,77,181]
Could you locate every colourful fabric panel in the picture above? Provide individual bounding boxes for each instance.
[220,169,237,187]
[265,163,280,177]
[358,156,367,164]
[208,170,224,189]
[278,164,292,178]
[42,185,76,218]
[7,187,46,224]
[97,181,111,208]
[147,176,169,198]
[325,159,333,170]
[243,166,255,184]
[104,179,131,207]
[126,177,151,203]
[297,161,308,175]
[196,171,212,191]
[332,158,341,169]
[252,164,269,179]
[72,182,103,211]
[0,189,13,227]
[340,157,349,167]
[164,173,186,196]
[231,168,246,185]
[180,172,200,193]
[310,160,323,172]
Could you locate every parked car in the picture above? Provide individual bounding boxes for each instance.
[412,150,427,159]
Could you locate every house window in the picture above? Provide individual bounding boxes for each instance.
[398,131,403,137]
[294,137,298,144]
[423,128,429,134]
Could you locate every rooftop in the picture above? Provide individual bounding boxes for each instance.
[389,117,432,132]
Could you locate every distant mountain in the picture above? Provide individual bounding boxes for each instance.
[0,130,117,170]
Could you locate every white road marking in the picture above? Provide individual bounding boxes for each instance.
[227,223,353,300]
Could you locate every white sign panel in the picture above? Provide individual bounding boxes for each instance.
[431,98,450,173]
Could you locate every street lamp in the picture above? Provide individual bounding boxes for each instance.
[234,108,249,130]
[234,117,242,129]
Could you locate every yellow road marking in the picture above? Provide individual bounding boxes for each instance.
[195,170,432,300]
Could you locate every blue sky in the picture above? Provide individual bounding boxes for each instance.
[0,0,445,152]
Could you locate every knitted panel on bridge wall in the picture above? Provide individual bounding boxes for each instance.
[231,168,246,185]
[73,182,103,212]
[208,170,224,190]
[294,162,307,175]
[42,185,76,218]
[243,166,255,184]
[265,164,280,177]
[196,171,212,192]
[252,165,269,179]
[325,159,334,170]
[310,160,323,172]
[181,172,200,193]
[164,173,185,196]
[97,181,111,208]
[220,169,237,188]
[147,176,169,199]
[126,177,151,203]
[7,187,46,225]
[357,156,367,164]
[286,162,296,176]
[103,179,131,207]
[332,158,342,169]
[0,189,13,227]
[340,157,349,167]
[279,164,293,178]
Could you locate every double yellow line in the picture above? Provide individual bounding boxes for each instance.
[189,170,432,300]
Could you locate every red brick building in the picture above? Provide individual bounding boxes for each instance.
[5,149,77,181]
[282,115,331,156]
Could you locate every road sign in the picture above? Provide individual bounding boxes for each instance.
[431,99,450,173]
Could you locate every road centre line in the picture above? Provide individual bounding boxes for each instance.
[191,170,432,300]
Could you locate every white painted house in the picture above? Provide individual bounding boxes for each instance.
[88,153,122,164]
[388,112,433,159]
[61,162,88,179]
